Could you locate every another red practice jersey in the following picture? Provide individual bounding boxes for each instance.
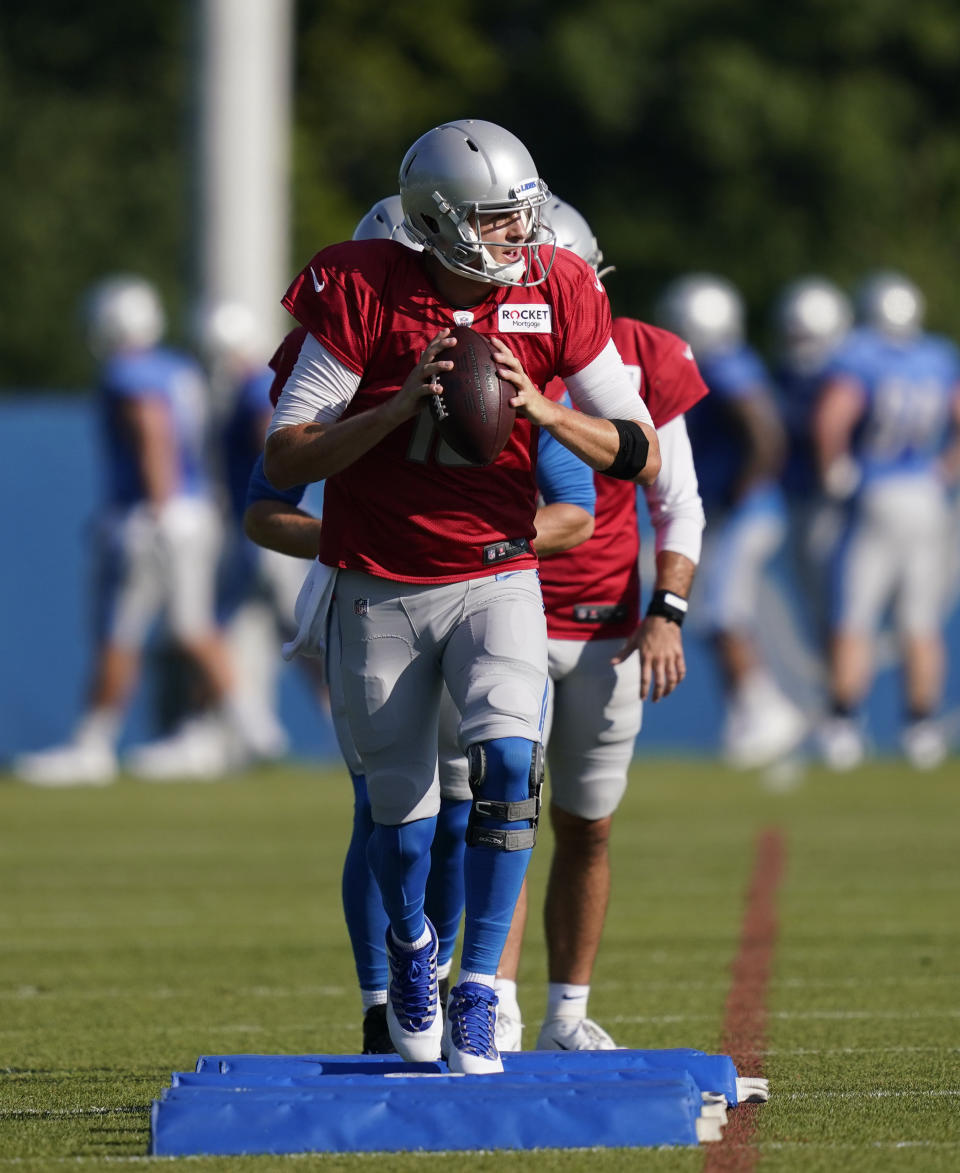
[268,326,309,407]
[280,239,612,583]
[540,318,708,641]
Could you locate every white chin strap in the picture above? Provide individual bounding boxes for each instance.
[481,248,526,285]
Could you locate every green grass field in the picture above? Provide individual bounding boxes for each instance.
[1,756,958,1171]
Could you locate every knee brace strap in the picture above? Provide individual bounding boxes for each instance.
[465,741,544,852]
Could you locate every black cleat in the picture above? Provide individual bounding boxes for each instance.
[362,1003,396,1054]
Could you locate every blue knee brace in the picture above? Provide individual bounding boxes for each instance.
[465,736,544,851]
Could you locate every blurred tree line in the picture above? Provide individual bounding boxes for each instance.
[3,0,960,388]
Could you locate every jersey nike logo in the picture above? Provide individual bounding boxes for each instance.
[682,344,694,360]
[310,266,325,292]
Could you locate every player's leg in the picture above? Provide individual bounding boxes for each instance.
[325,612,394,1052]
[334,571,447,1061]
[700,493,805,768]
[820,494,895,769]
[893,481,951,768]
[13,511,160,785]
[430,687,471,1001]
[442,568,548,1072]
[537,638,640,1050]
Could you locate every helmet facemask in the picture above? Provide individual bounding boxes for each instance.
[405,181,556,287]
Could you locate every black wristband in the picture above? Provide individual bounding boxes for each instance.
[603,419,650,480]
[646,589,688,627]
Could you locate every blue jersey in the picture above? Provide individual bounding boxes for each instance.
[100,346,210,506]
[221,367,275,520]
[775,362,830,498]
[685,344,774,508]
[245,426,596,520]
[823,327,960,486]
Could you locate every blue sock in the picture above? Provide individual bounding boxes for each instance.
[368,813,437,944]
[341,774,389,991]
[461,736,535,974]
[426,797,470,969]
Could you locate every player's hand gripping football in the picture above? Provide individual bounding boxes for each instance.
[490,339,559,427]
[612,616,686,703]
[391,330,458,423]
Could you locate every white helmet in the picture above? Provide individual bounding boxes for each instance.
[399,119,555,287]
[773,276,852,372]
[854,270,925,337]
[352,194,422,250]
[542,196,604,273]
[196,300,269,368]
[655,274,745,358]
[84,274,166,357]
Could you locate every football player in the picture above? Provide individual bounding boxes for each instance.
[14,276,246,786]
[813,270,960,769]
[770,277,853,696]
[247,198,598,1053]
[657,274,807,769]
[263,119,660,1072]
[488,198,708,1051]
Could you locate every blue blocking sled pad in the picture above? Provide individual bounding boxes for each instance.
[150,1049,753,1155]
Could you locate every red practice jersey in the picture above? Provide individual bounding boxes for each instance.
[268,326,309,407]
[280,239,612,583]
[540,318,708,641]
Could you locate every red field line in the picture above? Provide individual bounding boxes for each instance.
[704,826,786,1173]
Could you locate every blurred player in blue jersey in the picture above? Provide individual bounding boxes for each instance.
[813,271,960,770]
[658,274,807,768]
[14,276,243,786]
[125,300,310,779]
[771,277,853,684]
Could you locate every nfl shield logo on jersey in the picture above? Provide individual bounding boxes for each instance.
[354,598,368,616]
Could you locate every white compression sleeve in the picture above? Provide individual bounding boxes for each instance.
[642,415,705,564]
[267,332,361,435]
[564,340,654,426]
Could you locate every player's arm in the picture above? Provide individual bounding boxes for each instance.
[493,339,661,485]
[532,427,596,557]
[725,390,787,504]
[812,376,866,499]
[264,331,457,488]
[242,452,320,560]
[937,381,960,484]
[612,415,704,702]
[120,396,177,509]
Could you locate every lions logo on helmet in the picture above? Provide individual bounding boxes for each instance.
[399,119,556,288]
[655,274,745,359]
[854,270,925,338]
[83,275,166,358]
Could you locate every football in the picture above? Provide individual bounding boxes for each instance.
[429,326,515,465]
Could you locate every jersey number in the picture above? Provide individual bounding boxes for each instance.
[406,408,475,466]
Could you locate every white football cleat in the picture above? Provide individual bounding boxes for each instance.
[384,921,442,1062]
[535,1015,620,1051]
[818,716,866,772]
[13,742,117,788]
[723,693,807,770]
[444,982,502,1073]
[901,719,947,771]
[125,715,231,782]
[493,999,523,1052]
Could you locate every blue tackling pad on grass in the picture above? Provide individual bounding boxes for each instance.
[150,1049,740,1156]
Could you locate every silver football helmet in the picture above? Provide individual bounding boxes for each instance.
[84,274,166,357]
[196,300,269,368]
[773,276,852,372]
[854,270,925,337]
[542,196,604,273]
[352,194,422,250]
[399,119,555,287]
[655,274,745,358]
